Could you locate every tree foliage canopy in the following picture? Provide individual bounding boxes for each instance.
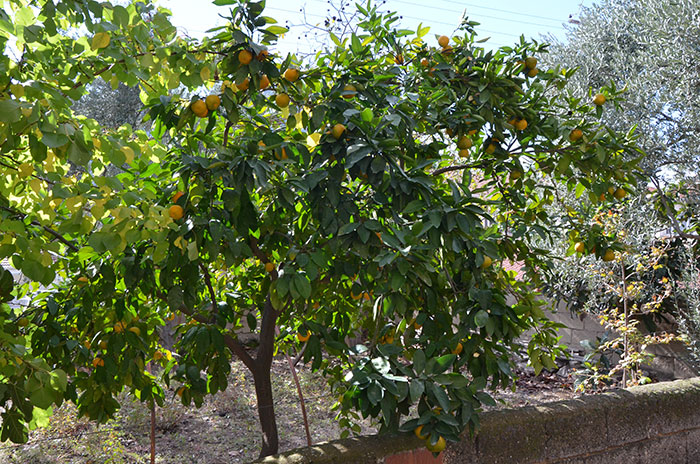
[0,0,639,456]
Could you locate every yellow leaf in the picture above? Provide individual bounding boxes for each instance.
[21,107,32,118]
[199,66,211,82]
[121,146,135,164]
[10,84,24,98]
[295,112,304,130]
[91,200,105,219]
[29,178,42,194]
[174,236,186,250]
[91,32,111,50]
[281,106,289,119]
[306,133,321,149]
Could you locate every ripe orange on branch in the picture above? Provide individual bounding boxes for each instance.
[569,129,583,142]
[205,95,220,111]
[191,100,208,118]
[342,84,357,99]
[283,68,300,82]
[275,93,290,108]
[169,204,184,220]
[238,49,253,65]
[331,123,346,140]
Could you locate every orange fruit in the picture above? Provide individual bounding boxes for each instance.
[457,136,472,149]
[602,249,616,262]
[524,56,537,69]
[114,321,126,333]
[415,425,428,440]
[17,317,29,327]
[420,58,429,67]
[257,49,269,61]
[99,340,108,349]
[153,351,163,361]
[614,188,627,200]
[297,330,311,342]
[437,35,449,48]
[237,78,250,91]
[176,386,185,398]
[332,123,346,140]
[485,143,496,154]
[426,436,446,453]
[514,119,528,131]
[458,149,469,158]
[77,276,89,285]
[259,75,270,90]
[172,191,184,203]
[283,68,300,82]
[574,242,585,253]
[205,95,220,111]
[191,100,208,118]
[569,129,583,142]
[593,93,606,106]
[527,68,539,77]
[264,262,275,273]
[92,357,104,367]
[128,326,141,336]
[451,342,463,355]
[342,84,357,99]
[169,204,184,220]
[510,170,522,181]
[238,49,253,65]
[275,93,290,108]
[481,256,492,269]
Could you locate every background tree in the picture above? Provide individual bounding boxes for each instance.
[542,0,700,240]
[1,0,639,457]
[539,0,700,376]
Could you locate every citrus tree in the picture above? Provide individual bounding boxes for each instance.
[0,0,640,457]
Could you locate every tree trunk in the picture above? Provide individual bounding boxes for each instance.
[254,297,280,457]
[253,362,279,457]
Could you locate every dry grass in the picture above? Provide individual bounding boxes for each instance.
[0,359,376,464]
[0,360,577,463]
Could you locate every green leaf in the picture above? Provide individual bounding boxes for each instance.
[29,387,54,409]
[474,310,489,328]
[367,382,382,405]
[0,100,21,123]
[433,354,456,374]
[409,379,424,402]
[1,409,29,443]
[413,350,426,374]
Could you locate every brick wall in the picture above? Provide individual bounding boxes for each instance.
[251,378,700,464]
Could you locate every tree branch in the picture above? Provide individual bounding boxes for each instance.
[0,205,79,252]
[176,301,257,370]
[650,176,700,241]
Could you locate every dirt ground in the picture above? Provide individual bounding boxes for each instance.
[0,359,584,464]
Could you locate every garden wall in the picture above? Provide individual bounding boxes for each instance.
[251,377,700,464]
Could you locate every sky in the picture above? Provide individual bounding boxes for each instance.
[162,0,594,57]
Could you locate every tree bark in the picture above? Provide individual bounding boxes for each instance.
[252,363,279,457]
[253,297,280,457]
